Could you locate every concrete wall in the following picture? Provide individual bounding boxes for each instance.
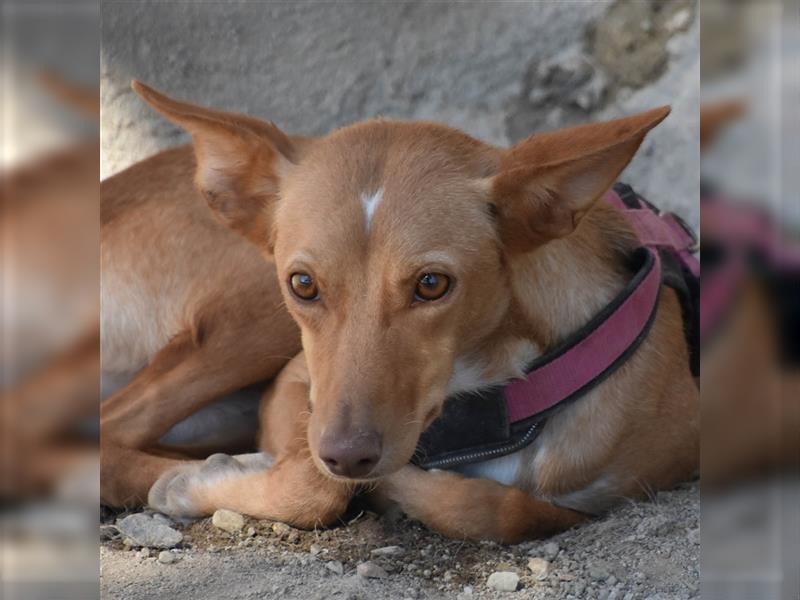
[101,1,699,227]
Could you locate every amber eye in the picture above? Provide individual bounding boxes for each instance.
[414,273,451,302]
[289,272,319,301]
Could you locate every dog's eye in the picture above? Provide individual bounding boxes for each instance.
[414,273,451,302]
[289,272,319,301]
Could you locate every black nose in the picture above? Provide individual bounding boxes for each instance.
[318,431,382,479]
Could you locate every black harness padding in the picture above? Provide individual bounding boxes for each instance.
[411,385,547,470]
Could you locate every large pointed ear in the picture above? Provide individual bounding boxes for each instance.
[490,107,670,252]
[132,80,302,251]
[700,100,745,151]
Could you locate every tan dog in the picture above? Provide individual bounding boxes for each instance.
[100,82,698,542]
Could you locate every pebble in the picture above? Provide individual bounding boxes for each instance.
[271,522,291,537]
[487,571,520,592]
[589,564,610,581]
[211,509,245,534]
[542,541,560,560]
[527,557,550,579]
[357,561,388,579]
[116,513,183,549]
[136,548,151,559]
[370,545,404,557]
[325,560,344,575]
[309,544,322,555]
[157,550,178,564]
[246,526,256,537]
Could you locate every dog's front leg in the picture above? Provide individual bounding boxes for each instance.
[148,353,354,529]
[378,465,586,543]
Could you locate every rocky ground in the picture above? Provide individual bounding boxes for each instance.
[101,482,698,600]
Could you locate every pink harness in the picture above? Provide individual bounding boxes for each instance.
[504,188,699,424]
[414,184,700,469]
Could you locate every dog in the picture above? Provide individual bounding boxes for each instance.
[100,81,699,542]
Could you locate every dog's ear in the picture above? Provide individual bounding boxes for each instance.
[700,100,745,151]
[489,107,670,252]
[132,80,302,252]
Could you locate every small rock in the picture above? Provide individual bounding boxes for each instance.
[325,560,344,575]
[486,571,520,592]
[271,522,291,537]
[309,544,322,555]
[357,561,388,579]
[527,557,550,579]
[463,586,473,595]
[542,541,560,560]
[211,509,244,534]
[370,545,404,557]
[588,564,610,581]
[136,548,151,559]
[422,569,431,578]
[245,526,256,537]
[157,550,178,564]
[116,513,183,549]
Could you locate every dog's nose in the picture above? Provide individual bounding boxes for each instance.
[318,431,382,479]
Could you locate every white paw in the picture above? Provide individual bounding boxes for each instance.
[148,452,273,517]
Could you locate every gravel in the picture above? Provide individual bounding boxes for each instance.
[101,482,698,599]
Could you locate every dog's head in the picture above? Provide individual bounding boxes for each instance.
[133,81,668,481]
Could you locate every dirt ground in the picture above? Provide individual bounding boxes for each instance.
[101,482,698,600]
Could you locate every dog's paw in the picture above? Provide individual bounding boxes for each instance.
[148,452,274,518]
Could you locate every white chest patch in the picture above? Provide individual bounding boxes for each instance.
[454,452,523,487]
[361,188,384,232]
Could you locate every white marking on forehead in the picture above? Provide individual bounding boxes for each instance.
[361,188,384,232]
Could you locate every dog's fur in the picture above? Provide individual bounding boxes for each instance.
[99,82,699,542]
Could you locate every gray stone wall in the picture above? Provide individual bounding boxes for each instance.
[101,1,698,227]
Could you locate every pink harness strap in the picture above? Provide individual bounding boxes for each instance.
[504,248,662,422]
[503,188,698,424]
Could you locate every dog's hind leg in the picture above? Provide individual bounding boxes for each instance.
[376,465,586,543]
[148,353,353,528]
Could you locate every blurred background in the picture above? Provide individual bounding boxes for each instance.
[699,2,800,600]
[2,1,99,599]
[1,1,798,599]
